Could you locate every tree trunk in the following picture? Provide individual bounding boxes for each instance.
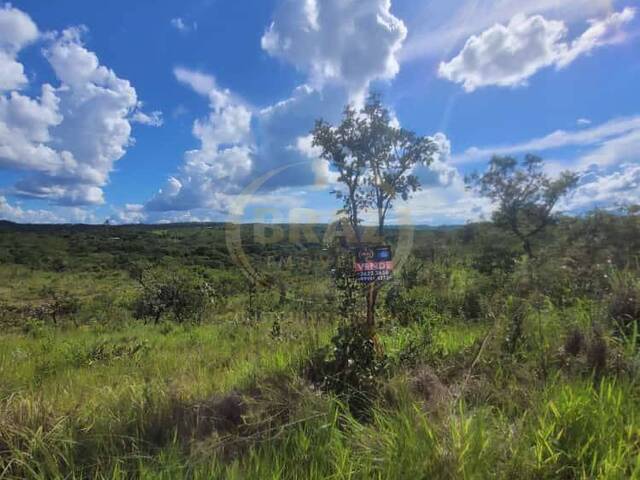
[523,238,535,259]
[366,282,379,327]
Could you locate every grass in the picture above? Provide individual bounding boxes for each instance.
[1,219,640,478]
[2,307,638,479]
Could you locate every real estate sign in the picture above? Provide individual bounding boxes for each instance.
[354,245,393,283]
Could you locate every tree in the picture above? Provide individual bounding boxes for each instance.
[312,105,369,243]
[130,267,217,324]
[467,155,578,258]
[40,287,80,325]
[312,94,438,326]
[361,94,438,237]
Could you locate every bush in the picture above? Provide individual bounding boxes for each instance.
[40,287,81,325]
[607,270,640,336]
[131,269,217,324]
[385,286,437,326]
[501,296,528,355]
[307,323,387,418]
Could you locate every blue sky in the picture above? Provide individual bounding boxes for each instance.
[0,0,638,225]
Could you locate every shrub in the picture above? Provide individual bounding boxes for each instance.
[472,241,518,276]
[607,270,640,336]
[460,287,484,321]
[564,327,585,357]
[131,269,217,324]
[502,296,528,355]
[587,327,608,375]
[307,323,387,418]
[399,256,424,289]
[385,286,437,326]
[40,287,80,325]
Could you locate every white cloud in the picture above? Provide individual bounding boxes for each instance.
[261,0,407,95]
[577,127,640,169]
[131,107,163,126]
[0,85,66,174]
[577,117,591,126]
[109,203,146,224]
[0,14,160,208]
[400,173,493,225]
[0,195,59,222]
[146,69,253,212]
[555,7,636,68]
[174,67,217,96]
[0,3,39,91]
[17,26,140,205]
[171,17,197,33]
[454,115,640,164]
[400,0,617,62]
[149,0,410,215]
[565,163,640,211]
[438,8,635,92]
[292,134,338,187]
[0,195,96,223]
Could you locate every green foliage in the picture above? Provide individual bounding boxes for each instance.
[40,287,81,324]
[385,285,437,326]
[131,268,217,324]
[330,244,361,323]
[0,215,640,478]
[501,296,529,355]
[608,270,640,336]
[467,154,578,258]
[312,93,437,239]
[308,323,388,418]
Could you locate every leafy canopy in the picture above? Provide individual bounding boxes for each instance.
[312,93,438,241]
[467,154,579,257]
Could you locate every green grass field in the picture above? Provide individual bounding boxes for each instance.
[1,219,639,479]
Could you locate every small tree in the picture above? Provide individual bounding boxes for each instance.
[312,94,438,326]
[467,155,578,259]
[130,267,216,324]
[40,287,80,325]
[362,94,438,237]
[312,105,369,243]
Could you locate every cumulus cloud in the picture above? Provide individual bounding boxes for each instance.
[145,69,253,212]
[401,0,616,62]
[261,0,407,94]
[0,3,39,91]
[147,0,410,216]
[109,203,146,224]
[416,132,458,188]
[438,8,635,92]
[0,195,59,222]
[15,27,139,205]
[400,172,493,225]
[0,12,161,207]
[292,133,339,187]
[0,85,65,174]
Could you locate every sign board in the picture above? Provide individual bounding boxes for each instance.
[354,245,393,283]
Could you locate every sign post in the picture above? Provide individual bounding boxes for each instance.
[354,245,393,283]
[354,246,393,326]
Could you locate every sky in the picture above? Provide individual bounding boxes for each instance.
[0,0,638,225]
